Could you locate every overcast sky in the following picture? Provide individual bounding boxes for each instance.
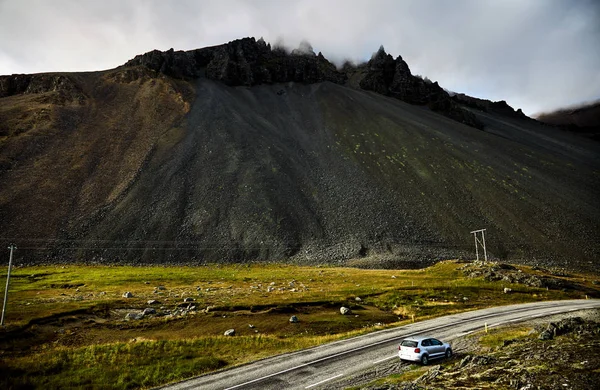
[1,0,599,115]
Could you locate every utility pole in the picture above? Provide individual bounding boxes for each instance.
[470,229,487,262]
[1,245,16,326]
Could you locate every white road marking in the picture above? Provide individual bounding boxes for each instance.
[223,333,408,389]
[305,374,343,389]
[219,302,600,390]
[373,355,397,364]
[454,330,475,337]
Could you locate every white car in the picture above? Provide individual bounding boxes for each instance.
[398,336,452,365]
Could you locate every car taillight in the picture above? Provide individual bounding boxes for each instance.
[414,348,420,353]
[398,346,401,350]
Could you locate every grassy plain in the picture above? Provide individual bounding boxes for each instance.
[0,260,597,389]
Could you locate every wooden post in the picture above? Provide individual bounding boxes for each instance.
[1,245,16,326]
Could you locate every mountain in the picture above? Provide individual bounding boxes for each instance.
[0,37,598,270]
[536,101,600,141]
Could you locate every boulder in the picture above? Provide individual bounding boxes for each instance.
[340,307,352,315]
[289,315,299,323]
[538,329,554,340]
[184,297,195,302]
[142,308,156,316]
[224,329,236,336]
[122,291,133,298]
[503,287,512,294]
[147,299,159,305]
[125,312,143,321]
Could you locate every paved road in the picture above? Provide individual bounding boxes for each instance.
[161,299,600,390]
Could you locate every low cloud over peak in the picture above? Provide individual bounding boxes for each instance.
[1,0,599,115]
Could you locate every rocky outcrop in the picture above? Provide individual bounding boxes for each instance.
[124,39,483,129]
[0,74,86,103]
[538,317,586,340]
[452,93,530,119]
[358,46,483,129]
[124,37,346,86]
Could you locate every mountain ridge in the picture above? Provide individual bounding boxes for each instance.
[0,37,598,270]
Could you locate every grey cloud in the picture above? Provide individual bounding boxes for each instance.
[0,0,599,115]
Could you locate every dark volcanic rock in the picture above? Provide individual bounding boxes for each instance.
[358,47,483,129]
[0,74,86,103]
[359,46,396,94]
[124,37,346,86]
[452,93,531,120]
[126,39,481,128]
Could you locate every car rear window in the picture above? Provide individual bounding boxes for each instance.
[401,340,418,348]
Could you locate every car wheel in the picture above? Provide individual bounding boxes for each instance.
[445,349,453,359]
[421,354,429,365]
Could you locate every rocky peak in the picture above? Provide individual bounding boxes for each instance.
[356,46,483,129]
[122,38,491,129]
[358,46,396,94]
[124,37,345,86]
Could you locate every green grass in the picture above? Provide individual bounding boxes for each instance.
[0,260,596,389]
[373,365,428,385]
[2,334,355,389]
[476,325,534,349]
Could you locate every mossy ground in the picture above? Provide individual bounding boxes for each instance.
[0,260,597,389]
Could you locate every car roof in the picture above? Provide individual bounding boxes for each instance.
[403,336,435,341]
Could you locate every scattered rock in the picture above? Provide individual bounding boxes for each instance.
[156,286,166,291]
[224,329,235,336]
[355,297,362,302]
[289,315,299,323]
[249,324,255,328]
[539,329,554,340]
[122,291,133,298]
[125,312,143,321]
[415,365,441,383]
[147,299,159,305]
[503,287,512,294]
[340,307,352,315]
[183,297,194,302]
[142,308,156,316]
